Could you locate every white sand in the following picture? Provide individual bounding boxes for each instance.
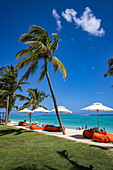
[4,121,113,150]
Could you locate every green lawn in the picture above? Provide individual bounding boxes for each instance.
[0,125,113,170]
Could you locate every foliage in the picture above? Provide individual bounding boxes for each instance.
[18,88,49,110]
[104,58,113,78]
[0,65,29,121]
[15,25,67,81]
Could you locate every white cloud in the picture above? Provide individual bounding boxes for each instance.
[52,9,62,31]
[62,9,77,22]
[62,7,105,37]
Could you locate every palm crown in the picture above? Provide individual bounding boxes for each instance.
[19,88,49,110]
[0,65,29,122]
[16,25,67,81]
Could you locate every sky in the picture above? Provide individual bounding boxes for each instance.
[0,0,113,114]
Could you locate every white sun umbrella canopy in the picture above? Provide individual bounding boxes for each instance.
[19,108,33,123]
[19,108,33,113]
[32,107,50,113]
[50,106,72,113]
[81,102,113,129]
[32,107,49,124]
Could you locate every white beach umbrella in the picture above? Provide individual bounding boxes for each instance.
[32,107,49,125]
[81,102,113,129]
[19,108,33,123]
[19,108,33,113]
[32,107,50,113]
[50,106,72,113]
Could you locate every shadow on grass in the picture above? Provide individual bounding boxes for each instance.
[12,164,57,170]
[90,145,113,150]
[57,150,93,170]
[11,164,42,170]
[0,128,33,136]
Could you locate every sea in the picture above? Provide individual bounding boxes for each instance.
[10,113,113,133]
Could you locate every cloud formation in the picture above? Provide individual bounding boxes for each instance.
[52,9,62,31]
[62,7,105,37]
[52,7,105,37]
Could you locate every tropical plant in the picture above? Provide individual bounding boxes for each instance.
[18,88,49,122]
[0,65,29,123]
[104,58,113,78]
[15,25,67,134]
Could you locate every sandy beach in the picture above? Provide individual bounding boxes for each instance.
[3,120,113,150]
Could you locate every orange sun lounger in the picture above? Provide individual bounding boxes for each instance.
[93,131,113,143]
[83,129,94,139]
[43,124,66,132]
[30,124,44,130]
[19,121,37,127]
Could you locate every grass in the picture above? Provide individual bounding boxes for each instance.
[0,125,113,170]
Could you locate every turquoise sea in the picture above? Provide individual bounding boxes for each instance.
[10,114,113,133]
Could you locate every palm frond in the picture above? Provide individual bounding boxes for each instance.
[52,33,60,40]
[19,33,37,42]
[19,102,31,110]
[20,61,38,80]
[50,56,68,78]
[0,89,10,94]
[16,94,30,101]
[29,25,49,37]
[38,105,48,110]
[38,69,46,83]
[25,41,47,51]
[13,105,19,110]
[108,58,113,67]
[103,68,113,77]
[49,41,58,52]
[104,58,113,78]
[29,25,51,46]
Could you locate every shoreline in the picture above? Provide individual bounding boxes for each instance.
[2,120,113,150]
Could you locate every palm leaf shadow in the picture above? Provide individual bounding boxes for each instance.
[0,128,33,136]
[57,150,93,170]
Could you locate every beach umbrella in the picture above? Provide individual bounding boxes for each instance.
[81,102,113,129]
[32,107,50,124]
[50,106,72,113]
[32,107,50,113]
[19,108,33,123]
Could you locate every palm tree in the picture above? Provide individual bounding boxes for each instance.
[15,25,67,134]
[18,88,49,123]
[104,58,113,78]
[0,65,29,124]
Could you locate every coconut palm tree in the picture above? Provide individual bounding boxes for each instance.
[0,65,29,123]
[18,88,49,122]
[104,58,113,78]
[15,25,67,134]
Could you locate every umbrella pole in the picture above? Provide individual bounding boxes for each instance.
[29,113,32,123]
[96,110,99,130]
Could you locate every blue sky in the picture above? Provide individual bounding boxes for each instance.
[0,0,113,114]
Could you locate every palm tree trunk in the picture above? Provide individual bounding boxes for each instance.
[6,95,9,124]
[44,58,65,135]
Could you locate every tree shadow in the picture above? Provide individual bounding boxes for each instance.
[12,164,57,170]
[0,128,33,136]
[11,164,42,170]
[45,165,58,170]
[57,150,93,170]
[90,145,113,150]
[70,134,84,139]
